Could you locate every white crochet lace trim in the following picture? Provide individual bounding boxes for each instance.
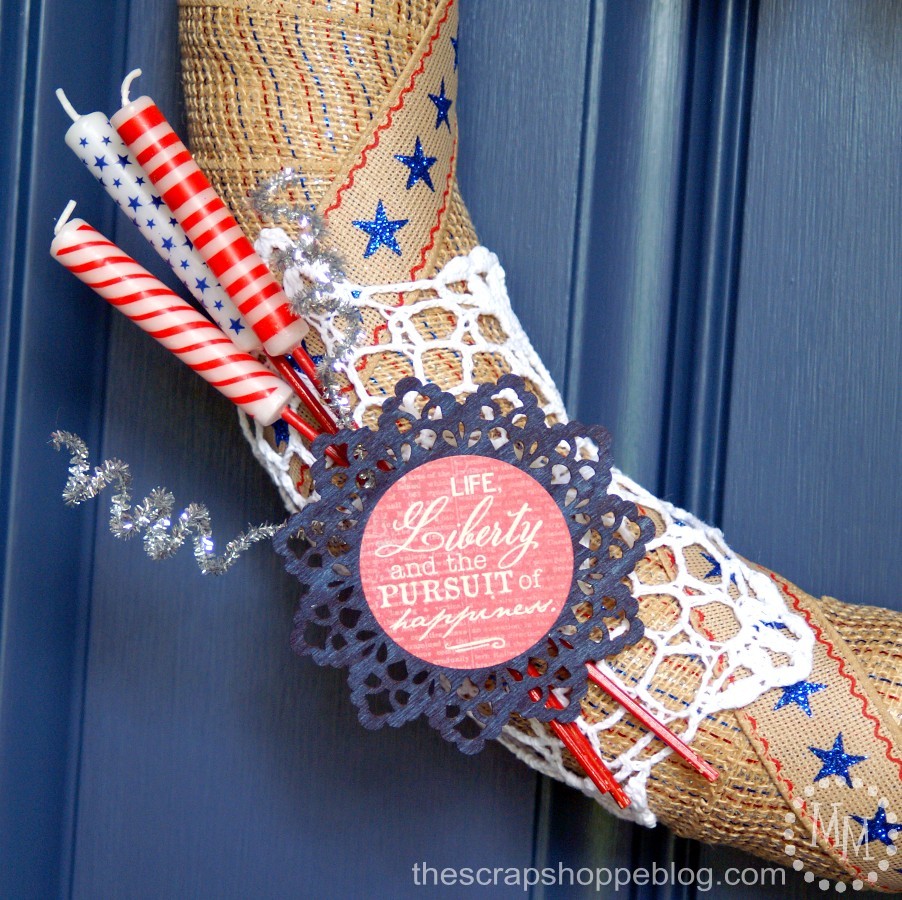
[241,244,814,826]
[499,470,814,825]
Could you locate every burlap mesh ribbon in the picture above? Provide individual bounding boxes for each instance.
[179,0,902,889]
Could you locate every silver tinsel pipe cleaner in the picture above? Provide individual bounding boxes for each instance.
[51,431,281,575]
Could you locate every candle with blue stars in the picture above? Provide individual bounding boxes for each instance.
[55,88,259,353]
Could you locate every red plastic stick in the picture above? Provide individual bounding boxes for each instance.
[269,355,338,435]
[287,347,325,391]
[512,666,630,807]
[281,407,348,467]
[540,689,631,809]
[585,662,719,782]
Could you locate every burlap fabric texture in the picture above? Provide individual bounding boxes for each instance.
[179,0,902,889]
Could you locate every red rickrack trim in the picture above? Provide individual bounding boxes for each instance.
[742,710,795,791]
[409,134,457,279]
[777,576,902,777]
[741,710,865,878]
[324,0,455,218]
[734,573,902,878]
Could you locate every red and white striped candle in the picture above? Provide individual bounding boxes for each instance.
[110,77,309,358]
[56,88,260,354]
[50,204,294,426]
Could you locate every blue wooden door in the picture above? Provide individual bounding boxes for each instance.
[2,1,898,898]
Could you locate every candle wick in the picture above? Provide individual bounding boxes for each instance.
[55,200,78,235]
[55,88,80,122]
[120,68,143,107]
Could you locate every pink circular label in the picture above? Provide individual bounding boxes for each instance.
[359,455,574,669]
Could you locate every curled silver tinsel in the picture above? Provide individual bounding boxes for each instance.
[251,172,350,318]
[252,172,366,429]
[249,167,319,225]
[51,431,282,575]
[315,358,357,429]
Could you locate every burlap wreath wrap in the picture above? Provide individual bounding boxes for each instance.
[180,0,902,889]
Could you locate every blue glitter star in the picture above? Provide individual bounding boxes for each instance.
[179,259,189,270]
[773,679,826,717]
[228,318,245,334]
[161,237,175,252]
[78,137,88,147]
[272,419,290,446]
[127,196,141,212]
[146,218,156,230]
[112,178,122,188]
[169,217,177,227]
[352,200,408,257]
[428,78,452,131]
[809,733,866,787]
[116,154,130,168]
[700,551,721,579]
[394,137,437,190]
[102,135,111,145]
[451,35,459,70]
[852,805,899,848]
[93,155,108,170]
[195,277,209,293]
[214,300,224,310]
[150,195,165,209]
[135,175,145,185]
[184,236,193,250]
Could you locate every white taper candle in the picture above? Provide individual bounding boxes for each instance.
[110,72,309,358]
[50,205,293,426]
[56,88,260,354]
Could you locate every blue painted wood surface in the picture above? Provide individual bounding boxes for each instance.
[0,1,127,896]
[723,0,901,605]
[542,1,899,897]
[1,0,898,897]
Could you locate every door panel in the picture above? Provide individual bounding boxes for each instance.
[723,0,901,603]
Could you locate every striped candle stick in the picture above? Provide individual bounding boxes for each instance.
[110,74,309,358]
[55,88,260,354]
[50,204,293,427]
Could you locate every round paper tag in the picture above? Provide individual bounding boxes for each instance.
[359,455,574,669]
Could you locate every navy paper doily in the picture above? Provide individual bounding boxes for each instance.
[274,376,652,753]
